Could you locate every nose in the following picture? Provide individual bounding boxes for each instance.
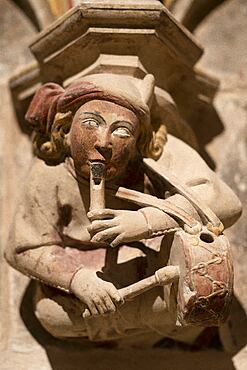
[94,133,112,161]
[95,145,112,161]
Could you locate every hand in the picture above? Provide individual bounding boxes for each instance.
[87,209,150,248]
[70,268,123,318]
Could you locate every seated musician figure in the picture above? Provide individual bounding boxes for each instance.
[5,73,241,342]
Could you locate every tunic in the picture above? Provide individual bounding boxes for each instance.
[5,135,241,340]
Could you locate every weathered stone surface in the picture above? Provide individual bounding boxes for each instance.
[167,0,193,21]
[0,0,35,82]
[194,0,247,362]
[234,346,247,370]
[0,0,35,355]
[1,0,246,369]
[195,0,247,313]
[195,0,247,75]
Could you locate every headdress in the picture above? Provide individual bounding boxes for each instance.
[26,74,155,135]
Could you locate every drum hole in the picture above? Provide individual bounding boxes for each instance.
[200,232,214,243]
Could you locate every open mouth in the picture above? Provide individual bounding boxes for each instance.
[88,159,106,164]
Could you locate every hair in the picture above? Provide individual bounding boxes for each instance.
[32,111,72,165]
[32,104,167,165]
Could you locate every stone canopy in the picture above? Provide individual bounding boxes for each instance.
[10,0,218,146]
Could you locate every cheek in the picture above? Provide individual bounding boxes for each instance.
[105,139,136,179]
[70,133,86,162]
[70,126,94,162]
[112,138,137,163]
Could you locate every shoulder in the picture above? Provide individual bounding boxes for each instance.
[27,158,71,191]
[21,158,75,208]
[156,134,213,185]
[148,135,242,227]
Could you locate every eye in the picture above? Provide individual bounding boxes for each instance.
[112,127,131,138]
[81,119,99,128]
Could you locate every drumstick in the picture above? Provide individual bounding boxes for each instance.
[119,265,179,301]
[83,266,180,318]
[86,162,180,316]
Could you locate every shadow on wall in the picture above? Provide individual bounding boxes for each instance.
[181,0,227,32]
[19,280,245,370]
[12,0,55,31]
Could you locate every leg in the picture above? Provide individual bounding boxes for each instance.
[34,282,87,338]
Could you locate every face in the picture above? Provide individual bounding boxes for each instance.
[69,100,140,181]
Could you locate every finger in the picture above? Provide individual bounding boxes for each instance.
[102,294,117,314]
[107,284,124,306]
[93,297,107,315]
[87,209,117,221]
[83,301,98,317]
[110,234,125,248]
[87,219,117,235]
[82,308,91,318]
[91,227,120,243]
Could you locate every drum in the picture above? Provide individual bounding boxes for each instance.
[169,226,233,326]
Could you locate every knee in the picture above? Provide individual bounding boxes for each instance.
[34,290,86,338]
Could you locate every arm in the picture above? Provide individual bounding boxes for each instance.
[5,160,122,316]
[88,136,242,247]
[186,172,242,229]
[150,134,242,229]
[87,192,200,248]
[5,161,86,292]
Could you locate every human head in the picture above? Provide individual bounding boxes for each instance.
[70,99,141,180]
[25,73,167,165]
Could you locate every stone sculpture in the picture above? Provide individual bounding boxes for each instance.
[5,72,241,342]
[4,0,242,346]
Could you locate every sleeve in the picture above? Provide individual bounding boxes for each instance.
[5,160,86,292]
[157,135,242,229]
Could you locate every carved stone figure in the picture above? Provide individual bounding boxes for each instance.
[5,72,241,343]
